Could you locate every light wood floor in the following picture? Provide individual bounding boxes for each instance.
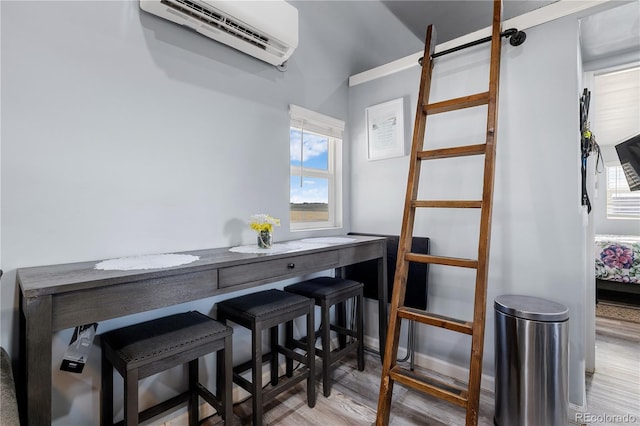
[200,317,640,426]
[582,317,640,425]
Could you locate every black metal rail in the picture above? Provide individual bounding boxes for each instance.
[419,28,526,65]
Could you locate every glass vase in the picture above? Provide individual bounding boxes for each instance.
[257,230,272,249]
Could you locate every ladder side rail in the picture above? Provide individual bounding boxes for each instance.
[376,24,437,426]
[466,1,503,425]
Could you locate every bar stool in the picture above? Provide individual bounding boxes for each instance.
[216,289,315,426]
[101,311,233,426]
[284,276,364,397]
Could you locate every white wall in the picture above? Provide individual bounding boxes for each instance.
[349,16,588,406]
[0,1,421,424]
[1,2,319,423]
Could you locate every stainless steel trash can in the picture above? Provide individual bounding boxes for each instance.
[494,295,569,426]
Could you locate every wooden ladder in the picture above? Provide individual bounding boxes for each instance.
[376,1,503,425]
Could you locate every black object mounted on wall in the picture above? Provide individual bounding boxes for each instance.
[344,232,429,310]
[580,88,603,213]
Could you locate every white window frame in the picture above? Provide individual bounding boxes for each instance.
[289,105,344,231]
[606,163,640,220]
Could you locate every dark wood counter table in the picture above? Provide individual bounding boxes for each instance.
[17,235,387,425]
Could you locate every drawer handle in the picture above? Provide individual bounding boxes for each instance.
[287,263,295,269]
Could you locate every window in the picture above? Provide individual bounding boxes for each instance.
[289,105,344,230]
[606,164,640,219]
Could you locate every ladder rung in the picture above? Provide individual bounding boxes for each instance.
[405,253,478,269]
[389,365,469,407]
[418,144,486,160]
[413,200,482,208]
[424,92,490,115]
[398,307,473,334]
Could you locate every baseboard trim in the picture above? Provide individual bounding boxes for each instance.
[364,335,495,393]
[569,402,588,426]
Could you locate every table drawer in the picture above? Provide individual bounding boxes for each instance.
[52,268,218,331]
[219,251,338,288]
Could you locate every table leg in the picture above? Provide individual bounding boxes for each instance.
[22,294,53,426]
[377,253,388,362]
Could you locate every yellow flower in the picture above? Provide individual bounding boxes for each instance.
[249,214,280,234]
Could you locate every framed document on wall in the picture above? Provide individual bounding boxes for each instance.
[366,98,405,161]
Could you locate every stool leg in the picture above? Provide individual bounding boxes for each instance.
[356,293,365,371]
[124,369,139,426]
[252,323,263,426]
[306,306,316,408]
[216,315,234,424]
[223,334,234,423]
[321,299,332,397]
[270,326,278,386]
[188,359,199,426]
[216,315,225,419]
[337,301,347,349]
[101,350,113,426]
[285,320,294,378]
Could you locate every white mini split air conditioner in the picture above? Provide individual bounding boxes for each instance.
[139,0,299,67]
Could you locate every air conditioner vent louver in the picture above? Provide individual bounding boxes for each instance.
[162,0,271,51]
[141,0,298,66]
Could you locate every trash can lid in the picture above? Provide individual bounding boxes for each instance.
[494,295,569,322]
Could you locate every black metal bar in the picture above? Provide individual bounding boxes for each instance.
[419,28,525,65]
[433,28,517,58]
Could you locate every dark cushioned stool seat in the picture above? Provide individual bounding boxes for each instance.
[218,288,313,321]
[284,277,364,397]
[217,289,315,426]
[286,276,363,299]
[101,311,233,426]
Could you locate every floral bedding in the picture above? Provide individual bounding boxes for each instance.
[595,234,640,284]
